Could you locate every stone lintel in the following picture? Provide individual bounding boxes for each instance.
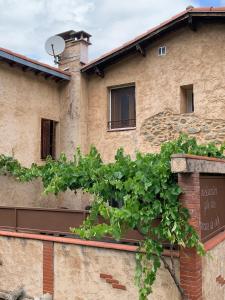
[171,154,225,174]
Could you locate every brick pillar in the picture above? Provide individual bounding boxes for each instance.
[178,173,202,300]
[43,241,54,295]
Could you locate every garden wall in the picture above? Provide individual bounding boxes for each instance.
[202,234,225,300]
[0,235,43,297]
[54,243,180,300]
[0,154,225,299]
[0,233,180,300]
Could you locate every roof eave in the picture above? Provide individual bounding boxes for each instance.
[0,49,71,81]
[81,11,225,74]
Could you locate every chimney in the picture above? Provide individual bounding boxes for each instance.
[186,5,194,10]
[56,30,91,160]
[57,30,91,69]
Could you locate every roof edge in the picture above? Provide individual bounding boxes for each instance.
[0,47,71,81]
[81,7,225,73]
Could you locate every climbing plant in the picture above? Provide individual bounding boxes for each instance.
[0,134,224,299]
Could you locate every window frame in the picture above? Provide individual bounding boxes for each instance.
[108,84,136,131]
[180,84,194,114]
[186,89,194,113]
[158,46,167,56]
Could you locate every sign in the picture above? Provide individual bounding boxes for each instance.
[200,176,225,242]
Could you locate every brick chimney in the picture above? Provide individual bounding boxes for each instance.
[57,30,91,158]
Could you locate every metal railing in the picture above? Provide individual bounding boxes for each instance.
[108,119,136,130]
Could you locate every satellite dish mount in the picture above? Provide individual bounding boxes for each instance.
[45,35,65,64]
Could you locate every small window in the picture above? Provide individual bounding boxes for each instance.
[109,85,136,130]
[180,85,194,113]
[41,119,57,159]
[158,46,166,56]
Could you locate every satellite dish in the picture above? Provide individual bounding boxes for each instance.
[45,35,65,57]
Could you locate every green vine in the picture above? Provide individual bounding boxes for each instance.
[0,134,224,299]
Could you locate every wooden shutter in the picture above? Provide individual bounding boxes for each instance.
[50,121,56,159]
[111,89,122,129]
[41,119,51,159]
[110,86,135,129]
[127,86,136,127]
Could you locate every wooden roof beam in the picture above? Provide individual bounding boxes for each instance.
[136,43,146,57]
[94,66,104,78]
[188,15,197,31]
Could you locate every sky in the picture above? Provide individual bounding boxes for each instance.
[0,0,224,65]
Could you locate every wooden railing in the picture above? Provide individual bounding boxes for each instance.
[0,206,143,244]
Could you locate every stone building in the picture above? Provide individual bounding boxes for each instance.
[1,6,225,208]
[1,7,225,300]
[2,6,225,166]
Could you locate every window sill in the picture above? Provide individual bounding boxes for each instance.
[107,127,136,132]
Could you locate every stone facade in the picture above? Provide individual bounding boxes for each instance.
[141,109,225,147]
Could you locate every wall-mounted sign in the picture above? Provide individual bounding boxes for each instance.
[200,175,225,242]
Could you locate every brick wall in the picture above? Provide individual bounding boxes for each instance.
[43,241,54,295]
[178,173,202,300]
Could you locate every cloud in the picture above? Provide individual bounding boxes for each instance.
[0,0,199,65]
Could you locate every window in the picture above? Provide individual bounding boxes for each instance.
[41,119,57,159]
[180,85,194,113]
[158,46,167,56]
[109,85,136,130]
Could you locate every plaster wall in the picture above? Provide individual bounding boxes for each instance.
[86,23,225,161]
[0,61,85,209]
[0,236,43,298]
[54,243,180,300]
[59,40,89,158]
[0,175,88,209]
[202,239,225,300]
[0,62,61,166]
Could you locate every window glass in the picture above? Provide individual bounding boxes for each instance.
[158,46,166,56]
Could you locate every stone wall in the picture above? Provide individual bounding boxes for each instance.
[141,109,225,147]
[202,238,225,300]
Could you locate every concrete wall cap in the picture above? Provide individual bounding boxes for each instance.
[171,154,225,174]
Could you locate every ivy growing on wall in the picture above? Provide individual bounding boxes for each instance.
[0,134,224,299]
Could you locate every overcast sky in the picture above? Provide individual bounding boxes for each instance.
[0,0,223,65]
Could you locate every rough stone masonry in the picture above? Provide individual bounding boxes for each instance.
[141,109,225,146]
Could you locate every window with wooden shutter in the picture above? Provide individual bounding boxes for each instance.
[41,119,57,159]
[108,85,136,130]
